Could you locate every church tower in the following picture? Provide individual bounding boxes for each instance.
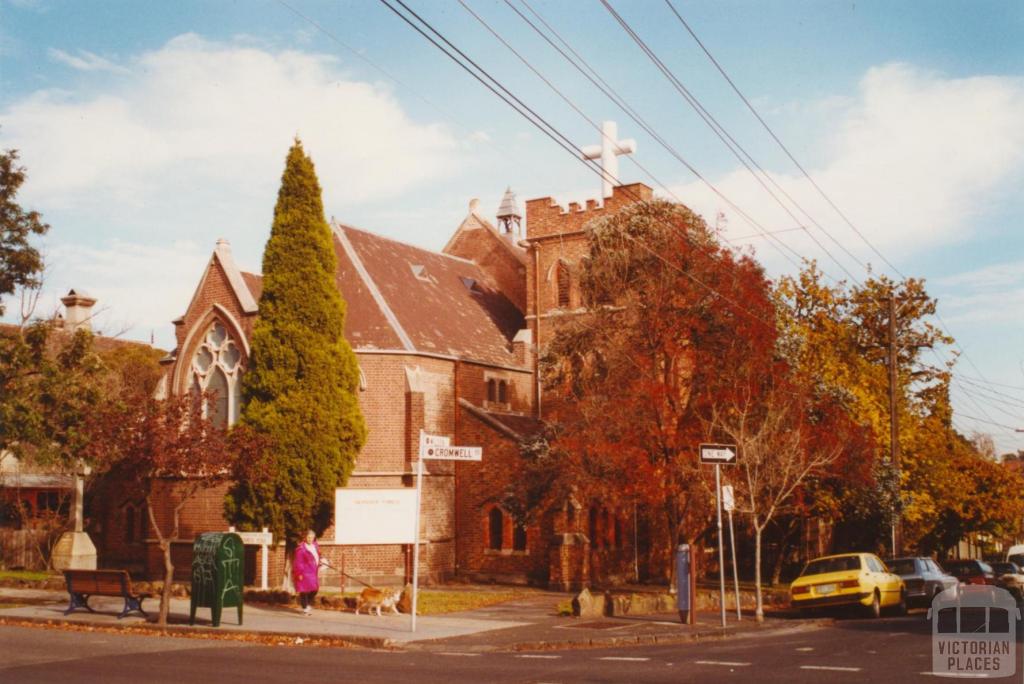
[519,122,650,416]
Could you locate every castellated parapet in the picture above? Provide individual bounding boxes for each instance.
[525,183,654,240]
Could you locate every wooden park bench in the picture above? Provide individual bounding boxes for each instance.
[63,569,151,619]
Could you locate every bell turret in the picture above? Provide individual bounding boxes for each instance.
[496,187,522,239]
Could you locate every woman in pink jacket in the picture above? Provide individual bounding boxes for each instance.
[293,529,323,615]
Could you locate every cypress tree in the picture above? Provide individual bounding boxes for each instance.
[226,139,367,545]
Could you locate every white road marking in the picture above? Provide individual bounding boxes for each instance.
[800,665,862,672]
[516,655,561,659]
[695,660,752,667]
[438,652,481,657]
[888,632,909,636]
[795,647,814,652]
[599,657,650,662]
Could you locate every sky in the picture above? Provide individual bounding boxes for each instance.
[1,0,1023,452]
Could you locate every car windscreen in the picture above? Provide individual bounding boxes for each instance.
[801,556,861,576]
[1009,554,1024,567]
[888,559,917,575]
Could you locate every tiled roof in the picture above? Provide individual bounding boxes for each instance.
[240,272,263,302]
[234,225,526,368]
[335,224,525,366]
[459,398,542,440]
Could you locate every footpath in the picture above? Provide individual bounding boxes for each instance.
[0,585,810,652]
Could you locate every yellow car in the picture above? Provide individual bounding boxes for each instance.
[790,552,906,618]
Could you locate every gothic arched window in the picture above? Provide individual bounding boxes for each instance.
[190,320,244,428]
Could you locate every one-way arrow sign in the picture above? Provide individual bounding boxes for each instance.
[699,443,738,464]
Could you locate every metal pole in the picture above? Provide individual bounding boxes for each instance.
[633,501,639,583]
[715,463,726,628]
[887,293,903,556]
[728,508,741,621]
[411,433,425,633]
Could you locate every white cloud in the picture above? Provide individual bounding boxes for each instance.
[938,260,1024,290]
[31,239,211,348]
[672,64,1024,275]
[48,48,129,74]
[936,259,1024,327]
[4,33,462,220]
[1,33,468,343]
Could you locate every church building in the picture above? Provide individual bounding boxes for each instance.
[98,161,654,589]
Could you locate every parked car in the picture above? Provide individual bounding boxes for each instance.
[885,557,958,607]
[990,561,1024,602]
[790,552,905,618]
[942,559,996,586]
[1006,544,1024,568]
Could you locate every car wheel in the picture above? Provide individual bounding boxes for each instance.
[895,589,908,616]
[865,590,881,619]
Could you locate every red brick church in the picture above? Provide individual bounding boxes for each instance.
[98,179,655,590]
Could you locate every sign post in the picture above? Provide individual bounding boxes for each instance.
[412,431,450,632]
[722,485,741,621]
[700,443,737,629]
[229,526,273,590]
[413,431,481,633]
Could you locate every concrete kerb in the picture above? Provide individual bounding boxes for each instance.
[0,614,395,650]
[0,586,830,653]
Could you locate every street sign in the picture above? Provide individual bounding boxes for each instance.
[418,432,451,458]
[722,485,735,512]
[235,530,273,546]
[422,445,483,461]
[699,443,738,464]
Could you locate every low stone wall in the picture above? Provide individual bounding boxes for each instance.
[573,585,790,618]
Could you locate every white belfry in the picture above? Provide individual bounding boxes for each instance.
[581,121,637,199]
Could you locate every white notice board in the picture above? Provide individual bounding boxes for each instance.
[335,488,417,545]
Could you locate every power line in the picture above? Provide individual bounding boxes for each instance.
[662,0,904,279]
[599,0,866,284]
[455,0,686,210]
[659,0,1016,421]
[504,0,824,279]
[377,0,780,333]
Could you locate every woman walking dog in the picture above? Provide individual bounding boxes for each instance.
[293,529,325,615]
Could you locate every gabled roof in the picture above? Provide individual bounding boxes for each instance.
[177,239,258,322]
[232,225,527,368]
[459,398,542,441]
[443,210,528,266]
[334,223,525,367]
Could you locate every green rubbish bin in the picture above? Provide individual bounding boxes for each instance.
[189,532,244,627]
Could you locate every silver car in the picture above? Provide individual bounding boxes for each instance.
[886,557,958,607]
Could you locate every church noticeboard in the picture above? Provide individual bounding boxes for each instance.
[334,489,417,545]
[189,532,244,627]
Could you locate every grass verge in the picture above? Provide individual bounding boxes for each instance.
[0,570,54,582]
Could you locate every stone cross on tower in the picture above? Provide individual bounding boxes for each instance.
[581,121,637,199]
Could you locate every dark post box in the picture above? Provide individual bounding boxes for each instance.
[189,532,244,627]
[676,544,693,624]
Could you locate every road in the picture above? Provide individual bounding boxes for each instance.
[1,613,1021,683]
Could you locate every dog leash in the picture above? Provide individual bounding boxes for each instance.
[319,559,376,589]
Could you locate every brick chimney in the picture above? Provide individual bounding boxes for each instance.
[60,289,97,332]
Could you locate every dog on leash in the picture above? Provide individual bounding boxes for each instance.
[355,587,402,616]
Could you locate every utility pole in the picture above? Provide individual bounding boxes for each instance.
[883,291,930,557]
[887,294,902,557]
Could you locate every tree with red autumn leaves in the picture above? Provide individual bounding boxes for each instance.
[532,200,781,578]
[85,392,266,625]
